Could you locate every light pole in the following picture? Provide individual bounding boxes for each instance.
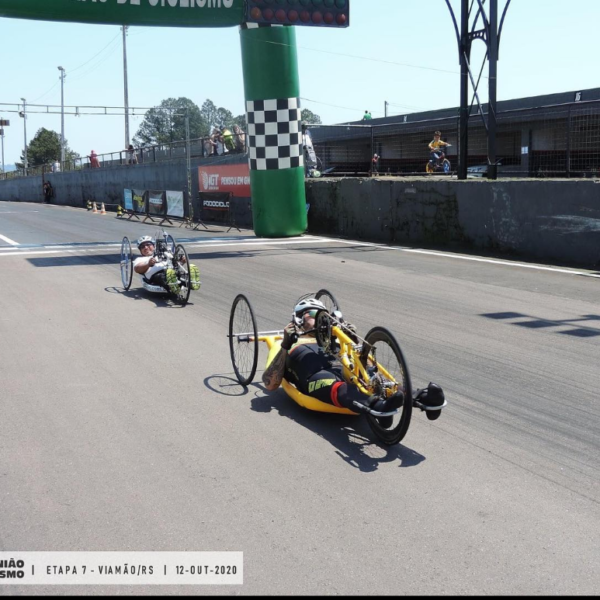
[58,66,66,168]
[122,25,130,149]
[20,98,27,174]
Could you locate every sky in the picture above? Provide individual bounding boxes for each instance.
[0,0,598,167]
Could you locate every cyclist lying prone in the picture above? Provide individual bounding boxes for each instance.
[262,298,407,426]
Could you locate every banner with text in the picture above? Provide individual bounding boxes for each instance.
[166,191,185,219]
[147,190,166,217]
[132,189,147,214]
[123,188,133,212]
[198,163,250,198]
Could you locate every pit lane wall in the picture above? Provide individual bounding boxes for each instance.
[306,177,600,269]
[2,168,600,268]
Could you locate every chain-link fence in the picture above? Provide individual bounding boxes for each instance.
[308,99,600,178]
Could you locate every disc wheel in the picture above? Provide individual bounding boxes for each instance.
[120,236,133,291]
[315,289,340,314]
[363,327,413,446]
[228,294,259,386]
[443,159,451,173]
[173,244,191,306]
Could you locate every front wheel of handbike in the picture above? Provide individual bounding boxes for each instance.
[425,162,434,174]
[229,294,259,387]
[363,326,413,445]
[173,244,191,306]
[120,236,133,291]
[315,289,340,314]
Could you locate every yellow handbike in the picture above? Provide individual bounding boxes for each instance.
[228,290,445,446]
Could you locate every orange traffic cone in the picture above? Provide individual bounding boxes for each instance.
[100,202,106,215]
[92,202,98,213]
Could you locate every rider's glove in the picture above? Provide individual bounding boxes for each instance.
[281,323,299,351]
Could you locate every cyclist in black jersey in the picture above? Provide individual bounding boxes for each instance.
[262,298,404,426]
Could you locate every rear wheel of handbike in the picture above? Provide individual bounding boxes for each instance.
[229,294,259,387]
[120,236,133,291]
[173,244,191,306]
[363,326,413,445]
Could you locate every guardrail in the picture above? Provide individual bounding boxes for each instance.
[0,132,247,180]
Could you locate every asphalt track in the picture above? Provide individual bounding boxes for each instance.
[0,202,599,595]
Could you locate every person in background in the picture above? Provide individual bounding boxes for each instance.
[89,150,101,168]
[371,153,380,175]
[52,160,61,173]
[232,124,246,153]
[222,126,235,153]
[126,144,138,165]
[362,110,372,121]
[43,181,54,204]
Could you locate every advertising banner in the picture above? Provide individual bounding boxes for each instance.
[132,189,146,214]
[0,0,244,28]
[123,188,133,212]
[147,190,166,217]
[198,163,250,198]
[166,191,185,219]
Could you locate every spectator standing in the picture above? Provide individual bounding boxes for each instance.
[52,160,61,173]
[222,126,235,153]
[371,153,380,175]
[232,124,246,153]
[126,144,138,165]
[213,128,224,156]
[362,110,372,121]
[43,181,54,204]
[89,150,101,168]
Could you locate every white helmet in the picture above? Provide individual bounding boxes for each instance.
[293,298,327,326]
[137,235,154,249]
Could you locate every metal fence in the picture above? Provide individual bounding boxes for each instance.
[308,99,600,178]
[0,132,247,181]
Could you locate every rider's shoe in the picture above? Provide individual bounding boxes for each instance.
[165,268,180,294]
[413,382,445,421]
[189,264,201,291]
[369,391,404,429]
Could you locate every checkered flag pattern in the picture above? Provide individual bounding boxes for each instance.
[246,98,304,171]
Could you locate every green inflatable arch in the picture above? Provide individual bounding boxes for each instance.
[0,0,349,237]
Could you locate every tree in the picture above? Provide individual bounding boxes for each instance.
[133,97,206,147]
[15,127,78,168]
[301,109,322,125]
[200,100,239,132]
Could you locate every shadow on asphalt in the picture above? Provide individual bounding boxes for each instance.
[481,311,600,338]
[204,374,425,472]
[104,286,192,309]
[25,244,390,268]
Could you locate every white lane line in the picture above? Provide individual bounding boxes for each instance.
[311,236,600,279]
[0,233,19,245]
[0,237,333,256]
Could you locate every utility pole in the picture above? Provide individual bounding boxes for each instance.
[0,117,8,174]
[487,0,499,180]
[122,25,130,149]
[20,98,27,174]
[458,0,469,180]
[58,66,66,168]
[384,101,388,118]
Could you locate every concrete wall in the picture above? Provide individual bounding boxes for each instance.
[306,177,600,268]
[0,153,253,228]
[3,161,600,268]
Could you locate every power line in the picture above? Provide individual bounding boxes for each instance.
[69,31,121,74]
[249,37,465,77]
